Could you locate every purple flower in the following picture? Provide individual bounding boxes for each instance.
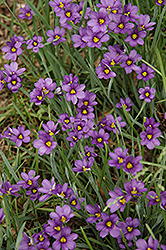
[155,0,165,5]
[96,61,116,79]
[103,50,122,67]
[33,132,57,155]
[125,26,146,47]
[18,4,34,20]
[97,0,122,16]
[6,74,22,93]
[160,191,166,210]
[49,0,71,13]
[0,208,5,224]
[123,155,143,176]
[31,241,52,250]
[144,117,160,130]
[136,14,156,31]
[66,130,83,147]
[42,121,59,137]
[108,15,134,34]
[124,179,147,198]
[96,213,120,238]
[0,71,6,91]
[138,86,156,103]
[91,128,109,148]
[147,191,160,207]
[73,119,86,133]
[136,235,159,250]
[82,28,109,48]
[52,227,78,250]
[83,145,97,159]
[10,126,30,147]
[1,35,24,61]
[17,170,40,189]
[77,90,97,108]
[87,9,109,33]
[62,73,79,85]
[62,82,85,105]
[45,219,62,238]
[33,231,49,244]
[85,204,101,223]
[116,97,133,111]
[72,27,88,48]
[136,63,155,81]
[76,105,95,120]
[50,205,75,224]
[83,120,95,139]
[38,177,56,201]
[68,194,82,210]
[26,35,44,53]
[1,181,20,197]
[117,234,133,249]
[108,147,128,169]
[4,62,26,80]
[120,50,142,74]
[118,217,141,241]
[47,26,66,45]
[140,127,161,150]
[34,76,57,98]
[55,183,73,199]
[106,187,131,213]
[97,117,107,130]
[3,127,13,138]
[26,182,40,201]
[105,114,126,134]
[123,3,139,22]
[19,232,34,250]
[54,86,64,101]
[58,113,75,131]
[73,156,94,172]
[161,245,166,250]
[29,88,45,105]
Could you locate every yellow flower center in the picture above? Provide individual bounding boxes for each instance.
[27,180,32,185]
[18,134,23,139]
[55,226,61,231]
[86,152,91,157]
[106,221,112,227]
[12,80,16,85]
[123,104,127,108]
[107,5,111,10]
[126,60,132,66]
[71,200,76,205]
[104,69,110,74]
[145,92,150,97]
[42,87,49,94]
[142,71,147,76]
[55,35,60,40]
[39,235,44,241]
[60,236,66,243]
[0,80,5,84]
[111,122,115,128]
[61,216,66,222]
[82,109,88,114]
[26,12,31,17]
[131,187,137,194]
[100,123,105,127]
[73,136,78,141]
[118,23,124,29]
[77,125,82,131]
[7,188,12,194]
[119,197,126,204]
[37,96,43,100]
[158,0,163,3]
[127,226,133,232]
[49,130,54,136]
[110,59,115,66]
[9,133,11,135]
[112,9,117,14]
[156,195,159,202]
[126,162,133,169]
[70,89,76,94]
[60,191,65,197]
[118,157,123,163]
[125,11,130,17]
[11,47,16,52]
[32,189,37,194]
[84,101,89,106]
[79,10,83,15]
[147,248,153,250]
[65,119,70,124]
[97,137,102,143]
[49,189,52,191]
[59,2,64,8]
[141,25,145,30]
[29,243,32,246]
[33,41,38,46]
[95,213,101,218]
[93,36,99,43]
[46,141,52,147]
[147,134,152,140]
[99,18,105,25]
[66,11,71,18]
[132,34,137,40]
[83,166,88,171]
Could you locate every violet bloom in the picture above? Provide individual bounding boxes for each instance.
[103,50,122,67]
[96,213,120,238]
[160,191,166,210]
[4,62,26,80]
[77,90,97,108]
[87,9,109,33]
[97,0,122,16]
[18,4,34,20]
[62,82,85,105]
[49,0,71,13]
[123,3,139,22]
[76,105,95,120]
[33,133,57,155]
[140,127,161,150]
[124,179,147,199]
[138,86,156,103]
[147,191,160,207]
[3,126,13,138]
[161,245,166,250]
[117,234,132,249]
[66,130,83,148]
[6,75,22,93]
[72,27,88,48]
[83,119,95,139]
[155,0,165,5]
[144,117,160,130]
[45,219,63,238]
[125,26,147,47]
[26,182,40,201]
[120,50,142,74]
[26,35,44,53]
[118,217,141,241]
[69,194,82,210]
[91,128,109,148]
[73,156,94,172]
[0,208,5,224]
[108,147,128,169]
[52,227,78,250]
[17,170,40,189]
[31,241,52,250]
[1,181,20,197]
[136,235,159,250]
[35,76,56,98]
[106,187,131,213]
[105,114,126,134]
[42,121,59,137]
[82,28,109,48]
[55,183,73,199]
[10,126,30,147]
[123,155,143,176]
[1,35,24,61]
[29,88,45,105]
[84,145,97,159]
[85,204,101,223]
[96,61,116,79]
[0,71,6,91]
[38,177,56,202]
[97,117,107,130]
[108,15,134,34]
[137,14,156,31]
[62,73,79,85]
[47,26,66,45]
[58,113,75,131]
[73,119,86,133]
[54,86,64,101]
[19,233,34,250]
[136,63,155,81]
[50,205,75,224]
[116,97,133,111]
